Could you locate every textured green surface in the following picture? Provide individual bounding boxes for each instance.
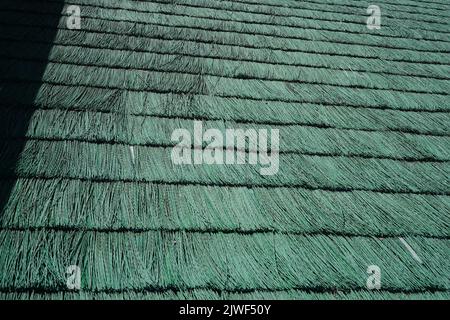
[0,0,449,300]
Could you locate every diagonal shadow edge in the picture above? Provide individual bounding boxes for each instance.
[0,0,66,222]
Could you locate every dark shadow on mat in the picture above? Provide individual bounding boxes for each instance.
[0,1,66,219]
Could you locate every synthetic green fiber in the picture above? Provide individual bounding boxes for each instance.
[0,0,449,300]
